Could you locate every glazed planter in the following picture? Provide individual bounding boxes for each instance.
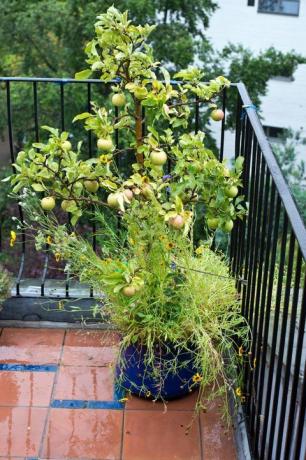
[116,342,199,400]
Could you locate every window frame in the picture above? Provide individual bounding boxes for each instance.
[257,0,300,16]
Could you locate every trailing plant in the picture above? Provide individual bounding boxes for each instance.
[7,7,248,418]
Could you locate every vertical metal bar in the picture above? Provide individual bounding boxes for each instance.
[33,82,48,297]
[230,91,242,268]
[258,212,289,455]
[274,248,303,459]
[266,230,296,459]
[219,88,226,162]
[236,118,252,292]
[284,272,306,458]
[293,359,306,460]
[59,82,69,298]
[87,82,96,298]
[7,81,25,296]
[60,82,65,131]
[33,82,39,143]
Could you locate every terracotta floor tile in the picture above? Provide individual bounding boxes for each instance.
[122,410,201,460]
[0,407,47,457]
[64,330,120,347]
[61,345,117,367]
[54,366,114,401]
[0,328,64,365]
[0,328,65,346]
[61,331,119,367]
[200,401,236,460]
[0,346,62,365]
[0,371,54,407]
[126,390,199,412]
[41,408,123,459]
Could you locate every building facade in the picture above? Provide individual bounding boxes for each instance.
[207,0,306,161]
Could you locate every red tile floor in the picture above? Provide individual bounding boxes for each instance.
[0,328,237,460]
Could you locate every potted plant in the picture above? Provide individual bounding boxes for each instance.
[9,7,248,416]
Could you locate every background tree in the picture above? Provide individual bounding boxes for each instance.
[272,129,306,224]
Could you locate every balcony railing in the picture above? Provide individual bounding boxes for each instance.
[0,76,305,460]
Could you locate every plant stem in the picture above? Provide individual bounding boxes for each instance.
[135,99,144,164]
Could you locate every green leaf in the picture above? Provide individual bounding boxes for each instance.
[72,112,91,123]
[75,69,92,80]
[31,183,45,192]
[1,175,11,183]
[41,126,59,136]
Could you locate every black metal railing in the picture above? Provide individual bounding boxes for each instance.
[231,83,306,460]
[0,77,305,459]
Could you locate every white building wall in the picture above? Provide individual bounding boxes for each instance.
[207,0,306,55]
[207,0,306,162]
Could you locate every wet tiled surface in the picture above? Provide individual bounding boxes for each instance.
[0,327,237,460]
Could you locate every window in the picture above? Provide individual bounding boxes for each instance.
[263,125,286,140]
[248,0,255,5]
[258,0,300,15]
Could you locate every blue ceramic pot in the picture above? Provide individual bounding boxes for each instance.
[115,343,199,400]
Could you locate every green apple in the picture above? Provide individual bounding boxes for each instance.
[84,180,99,193]
[210,109,224,122]
[112,93,126,107]
[134,87,148,100]
[97,138,113,151]
[226,186,239,198]
[41,196,55,211]
[169,215,185,229]
[123,189,133,201]
[141,184,154,199]
[107,193,119,208]
[122,285,136,297]
[150,150,167,166]
[224,219,234,232]
[62,140,72,151]
[207,218,219,230]
[61,199,76,212]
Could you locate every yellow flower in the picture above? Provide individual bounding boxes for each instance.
[46,235,52,245]
[238,346,244,357]
[235,387,242,397]
[165,241,175,250]
[192,373,203,383]
[195,246,204,256]
[9,230,17,247]
[99,154,110,164]
[55,252,61,262]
